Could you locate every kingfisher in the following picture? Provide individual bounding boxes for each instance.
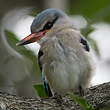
[16,9,93,97]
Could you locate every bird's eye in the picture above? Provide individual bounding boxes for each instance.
[44,22,53,30]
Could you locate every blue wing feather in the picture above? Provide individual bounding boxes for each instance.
[38,50,52,97]
[42,71,52,97]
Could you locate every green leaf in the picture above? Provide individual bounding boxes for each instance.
[91,6,110,23]
[5,30,41,74]
[33,84,47,98]
[68,93,94,110]
[88,37,100,56]
[68,0,110,24]
[81,26,94,38]
[68,0,108,18]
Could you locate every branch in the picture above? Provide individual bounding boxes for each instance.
[0,82,110,110]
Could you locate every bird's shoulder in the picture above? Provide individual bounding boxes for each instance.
[55,29,90,52]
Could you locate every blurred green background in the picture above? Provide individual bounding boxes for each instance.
[0,0,110,97]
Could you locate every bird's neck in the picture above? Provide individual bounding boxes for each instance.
[52,17,78,33]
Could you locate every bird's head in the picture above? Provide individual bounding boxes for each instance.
[16,9,72,46]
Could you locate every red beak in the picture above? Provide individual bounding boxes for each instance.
[16,30,48,46]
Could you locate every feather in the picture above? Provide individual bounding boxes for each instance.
[38,50,52,97]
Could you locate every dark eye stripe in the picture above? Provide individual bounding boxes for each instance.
[41,16,58,31]
[44,22,53,30]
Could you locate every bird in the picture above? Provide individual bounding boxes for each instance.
[16,8,93,97]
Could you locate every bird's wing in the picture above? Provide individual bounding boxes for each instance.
[80,36,90,52]
[38,50,52,97]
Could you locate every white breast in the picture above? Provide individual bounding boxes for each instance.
[41,31,92,95]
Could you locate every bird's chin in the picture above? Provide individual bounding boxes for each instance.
[37,36,49,44]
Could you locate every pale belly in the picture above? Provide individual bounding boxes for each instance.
[43,49,91,95]
[41,37,92,95]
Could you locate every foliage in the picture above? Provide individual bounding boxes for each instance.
[68,0,110,22]
[33,84,47,98]
[68,93,94,110]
